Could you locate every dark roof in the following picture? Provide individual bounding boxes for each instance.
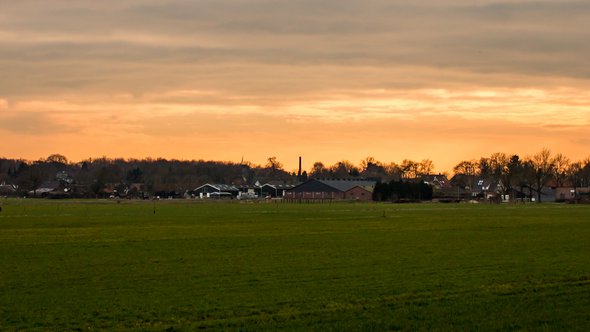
[38,181,61,190]
[194,183,240,192]
[261,183,296,190]
[319,179,376,192]
[0,183,17,193]
[474,178,501,192]
[264,180,290,186]
[288,179,376,193]
[419,174,451,189]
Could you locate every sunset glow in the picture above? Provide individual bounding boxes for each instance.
[2,1,589,172]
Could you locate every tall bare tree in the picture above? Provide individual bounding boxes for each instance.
[385,162,402,181]
[567,162,583,197]
[582,157,590,188]
[513,159,535,201]
[417,159,434,176]
[552,153,571,187]
[478,157,493,178]
[265,157,283,171]
[531,148,554,203]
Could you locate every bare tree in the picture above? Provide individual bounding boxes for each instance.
[513,159,535,201]
[384,162,402,181]
[310,162,327,178]
[552,153,571,187]
[400,159,418,179]
[46,154,68,164]
[478,157,492,178]
[453,160,478,176]
[531,148,554,203]
[417,159,434,176]
[360,157,386,179]
[494,153,519,198]
[329,160,359,178]
[582,157,590,188]
[265,157,283,171]
[568,162,583,197]
[359,157,378,172]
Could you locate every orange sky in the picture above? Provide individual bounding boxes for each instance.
[1,1,589,173]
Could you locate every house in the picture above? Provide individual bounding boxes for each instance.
[0,182,18,197]
[419,174,460,200]
[420,174,451,190]
[285,179,376,201]
[27,181,73,198]
[450,174,477,191]
[56,171,74,186]
[193,184,240,198]
[555,187,590,202]
[474,178,506,200]
[28,181,61,197]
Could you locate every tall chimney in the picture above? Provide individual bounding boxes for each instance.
[298,156,302,177]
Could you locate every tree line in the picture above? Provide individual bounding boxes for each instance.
[0,155,293,197]
[451,149,590,202]
[1,149,589,200]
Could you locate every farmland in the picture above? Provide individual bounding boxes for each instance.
[0,199,589,331]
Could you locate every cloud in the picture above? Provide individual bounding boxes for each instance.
[1,0,589,169]
[2,0,589,98]
[0,110,75,135]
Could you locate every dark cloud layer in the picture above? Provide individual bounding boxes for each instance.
[1,0,589,98]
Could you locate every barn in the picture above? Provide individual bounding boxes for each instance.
[285,179,376,201]
[260,183,296,198]
[193,184,240,198]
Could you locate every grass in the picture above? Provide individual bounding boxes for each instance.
[0,199,589,330]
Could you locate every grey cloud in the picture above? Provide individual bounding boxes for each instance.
[0,111,78,135]
[1,0,589,98]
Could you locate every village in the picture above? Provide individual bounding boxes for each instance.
[1,152,589,204]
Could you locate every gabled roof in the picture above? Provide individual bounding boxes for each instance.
[319,179,376,192]
[261,183,296,190]
[420,174,451,188]
[0,183,17,193]
[474,178,502,192]
[288,179,376,193]
[194,183,239,192]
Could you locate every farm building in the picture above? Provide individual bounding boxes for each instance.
[285,179,376,201]
[0,182,18,197]
[193,184,240,198]
[260,183,296,198]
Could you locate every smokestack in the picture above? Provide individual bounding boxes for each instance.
[298,156,302,177]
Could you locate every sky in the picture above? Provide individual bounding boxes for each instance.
[1,0,589,173]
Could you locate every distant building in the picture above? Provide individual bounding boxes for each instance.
[193,184,240,198]
[0,182,18,196]
[555,187,590,202]
[420,174,451,190]
[285,179,376,201]
[260,183,296,198]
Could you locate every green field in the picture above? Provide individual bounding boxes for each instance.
[1,199,589,331]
